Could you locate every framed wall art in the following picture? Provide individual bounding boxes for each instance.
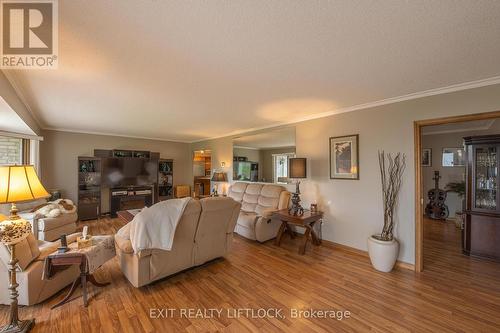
[329,134,359,179]
[422,148,432,167]
[442,147,465,167]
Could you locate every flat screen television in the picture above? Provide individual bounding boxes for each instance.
[103,158,158,187]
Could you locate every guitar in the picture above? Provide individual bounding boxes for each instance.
[425,170,449,220]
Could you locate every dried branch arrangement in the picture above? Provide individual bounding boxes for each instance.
[375,151,406,241]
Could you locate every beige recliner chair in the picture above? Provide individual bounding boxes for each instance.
[0,200,78,241]
[115,197,241,288]
[228,182,291,242]
[0,233,81,306]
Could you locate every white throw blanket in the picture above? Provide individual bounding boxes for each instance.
[116,197,191,254]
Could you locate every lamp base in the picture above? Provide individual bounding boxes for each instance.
[288,182,304,216]
[0,319,35,333]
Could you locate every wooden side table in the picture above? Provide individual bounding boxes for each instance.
[273,209,324,254]
[44,235,116,309]
[47,253,109,309]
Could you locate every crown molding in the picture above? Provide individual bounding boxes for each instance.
[1,70,44,130]
[6,72,500,144]
[190,76,500,143]
[0,130,43,141]
[233,145,261,150]
[422,119,496,136]
[42,127,192,143]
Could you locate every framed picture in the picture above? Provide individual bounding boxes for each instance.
[422,148,432,167]
[442,147,465,167]
[329,134,359,179]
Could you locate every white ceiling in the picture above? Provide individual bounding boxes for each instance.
[233,127,295,149]
[4,0,500,142]
[0,97,35,135]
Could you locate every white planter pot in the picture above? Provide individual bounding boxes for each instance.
[367,236,399,272]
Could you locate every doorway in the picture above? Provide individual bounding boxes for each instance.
[193,150,212,197]
[415,110,500,271]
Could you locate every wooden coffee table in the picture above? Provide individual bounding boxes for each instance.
[273,209,324,254]
[116,209,141,223]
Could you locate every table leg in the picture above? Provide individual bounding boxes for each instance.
[311,229,321,245]
[81,274,88,307]
[51,278,81,309]
[300,226,312,255]
[309,221,321,245]
[275,221,287,246]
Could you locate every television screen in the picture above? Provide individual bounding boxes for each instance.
[103,158,157,187]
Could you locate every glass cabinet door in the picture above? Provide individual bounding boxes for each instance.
[474,146,497,210]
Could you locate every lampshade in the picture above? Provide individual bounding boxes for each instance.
[289,158,307,179]
[0,165,50,203]
[211,172,227,182]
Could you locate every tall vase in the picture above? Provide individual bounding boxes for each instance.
[367,236,399,272]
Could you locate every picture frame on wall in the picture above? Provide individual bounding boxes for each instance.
[422,148,432,167]
[442,147,465,167]
[329,134,359,179]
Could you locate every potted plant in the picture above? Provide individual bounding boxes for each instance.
[368,151,406,272]
[445,181,466,228]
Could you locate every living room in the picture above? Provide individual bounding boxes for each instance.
[1,1,500,332]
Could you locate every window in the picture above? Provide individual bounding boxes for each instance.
[0,136,23,166]
[272,153,295,183]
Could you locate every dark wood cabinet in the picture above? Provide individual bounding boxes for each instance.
[157,159,173,201]
[78,157,101,220]
[464,135,500,261]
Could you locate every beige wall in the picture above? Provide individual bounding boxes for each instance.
[233,147,260,164]
[40,130,191,213]
[192,84,500,264]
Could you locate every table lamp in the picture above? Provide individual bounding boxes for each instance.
[288,158,307,216]
[0,165,49,333]
[211,172,227,196]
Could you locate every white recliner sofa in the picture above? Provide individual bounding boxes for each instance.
[228,182,291,242]
[0,199,78,241]
[115,197,241,288]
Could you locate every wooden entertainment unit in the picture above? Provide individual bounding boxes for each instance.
[110,186,153,217]
[78,149,173,219]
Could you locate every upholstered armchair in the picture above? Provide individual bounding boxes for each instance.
[0,232,81,306]
[0,199,77,241]
[228,182,291,242]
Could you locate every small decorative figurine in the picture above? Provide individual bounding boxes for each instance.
[58,234,69,253]
[310,204,318,213]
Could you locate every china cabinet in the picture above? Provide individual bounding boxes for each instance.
[464,135,500,261]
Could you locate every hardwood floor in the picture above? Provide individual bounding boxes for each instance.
[1,217,499,332]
